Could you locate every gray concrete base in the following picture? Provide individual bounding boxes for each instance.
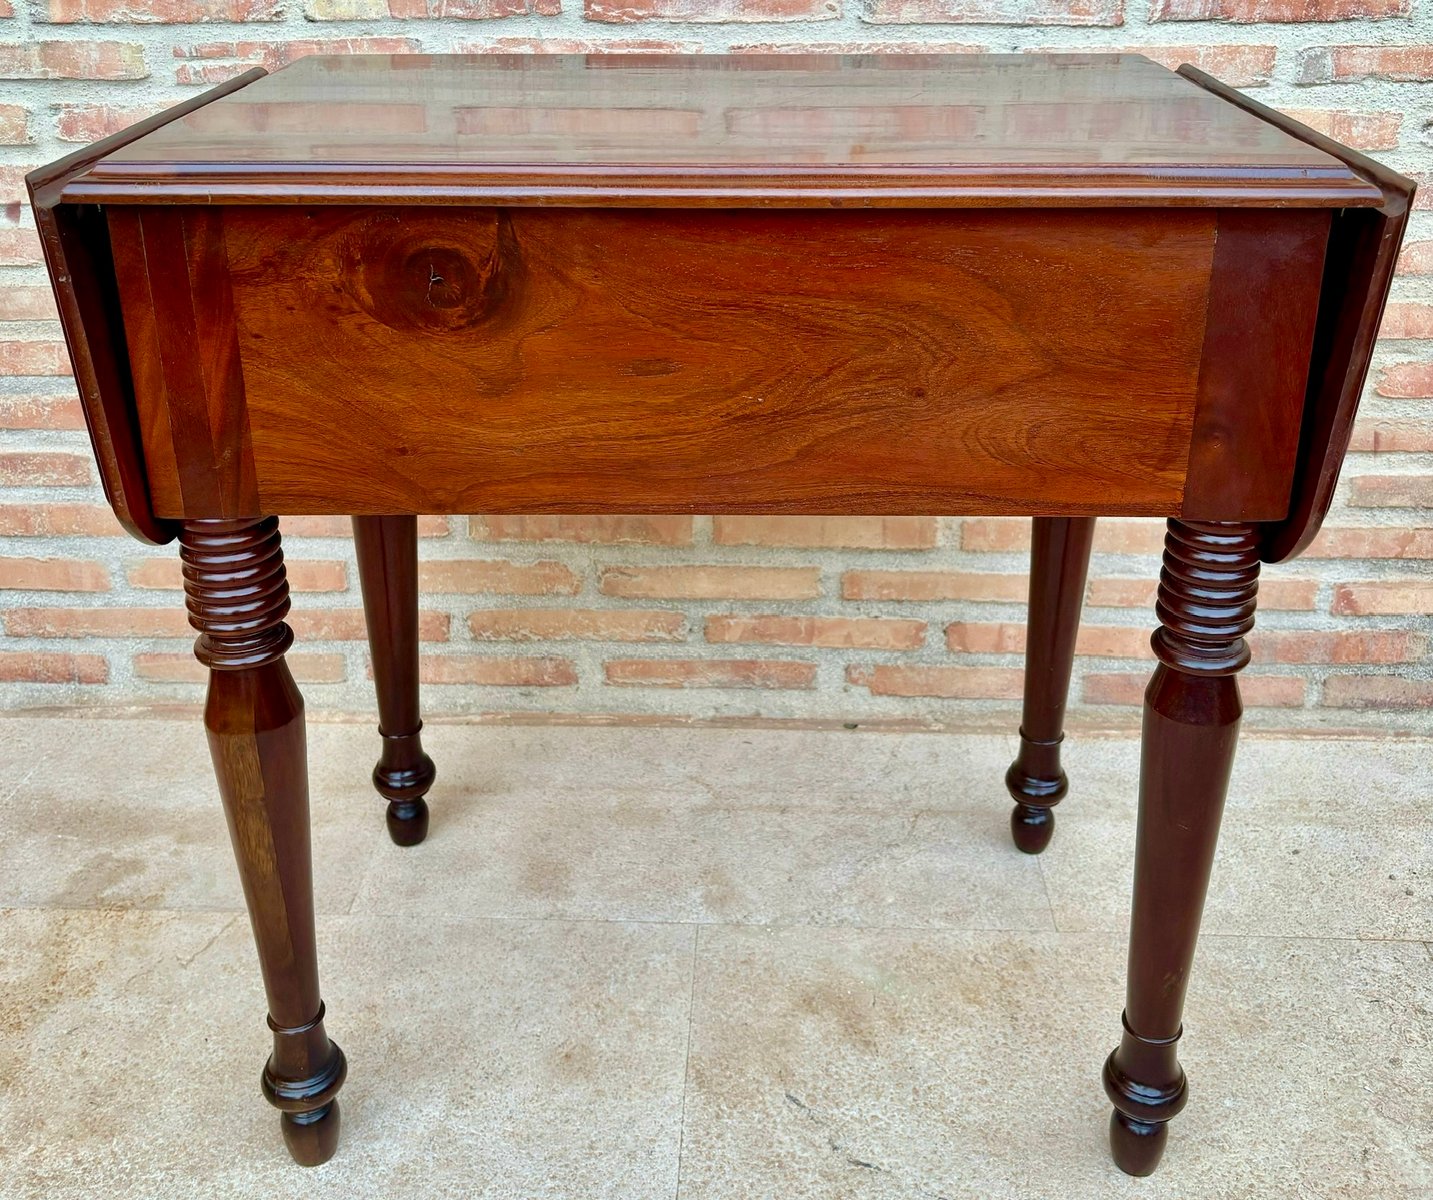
[1,717,1429,1198]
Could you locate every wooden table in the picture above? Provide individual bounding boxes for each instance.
[28,52,1412,1178]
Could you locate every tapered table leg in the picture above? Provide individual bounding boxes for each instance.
[353,515,435,846]
[1104,519,1260,1176]
[182,517,347,1166]
[1006,516,1096,853]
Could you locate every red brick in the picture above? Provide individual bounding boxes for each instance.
[173,38,419,84]
[470,514,692,545]
[606,658,816,689]
[127,557,347,592]
[1303,526,1433,558]
[0,558,109,591]
[0,41,148,79]
[44,0,280,18]
[706,614,926,649]
[0,651,107,684]
[419,559,580,596]
[1331,581,1433,616]
[307,0,555,15]
[713,515,937,550]
[0,227,44,266]
[1397,241,1433,276]
[846,663,1024,699]
[1348,475,1433,508]
[1084,671,1306,707]
[589,0,834,20]
[456,37,703,51]
[1379,303,1433,340]
[135,652,345,684]
[1252,629,1426,665]
[863,0,1121,23]
[53,103,166,142]
[1280,108,1401,150]
[1152,0,1405,18]
[1322,675,1433,709]
[1417,177,1433,211]
[469,608,685,641]
[842,569,1027,602]
[1071,43,1276,85]
[1348,420,1433,453]
[5,607,189,638]
[733,39,986,51]
[420,654,576,686]
[1296,44,1433,84]
[0,504,124,536]
[601,564,820,600]
[962,517,1164,554]
[0,104,28,144]
[289,609,448,641]
[1087,575,1317,610]
[0,341,70,375]
[1376,362,1433,398]
[0,451,90,486]
[946,620,1150,657]
[0,286,58,320]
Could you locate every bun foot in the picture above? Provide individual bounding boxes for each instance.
[1009,801,1055,854]
[385,795,430,846]
[280,1101,341,1167]
[1109,1109,1167,1177]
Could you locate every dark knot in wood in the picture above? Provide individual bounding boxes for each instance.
[1152,520,1260,677]
[180,517,293,670]
[340,210,517,335]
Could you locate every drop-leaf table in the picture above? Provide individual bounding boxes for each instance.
[27,51,1412,1176]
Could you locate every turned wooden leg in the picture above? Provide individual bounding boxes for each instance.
[1103,519,1259,1176]
[1006,516,1096,853]
[182,517,347,1166]
[353,515,435,846]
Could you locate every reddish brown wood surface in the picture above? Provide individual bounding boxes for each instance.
[1006,516,1096,853]
[1103,519,1260,1176]
[1183,207,1329,519]
[353,515,435,846]
[109,202,1320,520]
[182,516,346,1166]
[23,67,267,545]
[61,54,1379,209]
[1176,67,1415,562]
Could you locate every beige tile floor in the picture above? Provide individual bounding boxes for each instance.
[0,714,1429,1199]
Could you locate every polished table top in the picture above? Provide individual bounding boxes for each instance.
[62,53,1380,207]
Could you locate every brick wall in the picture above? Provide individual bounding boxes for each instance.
[1,9,1430,728]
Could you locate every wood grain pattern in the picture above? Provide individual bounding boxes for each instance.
[110,207,258,518]
[1183,207,1329,520]
[118,204,1234,519]
[1175,68,1417,563]
[23,67,268,545]
[62,54,1380,209]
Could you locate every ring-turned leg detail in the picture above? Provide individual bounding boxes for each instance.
[353,516,435,846]
[181,516,347,1166]
[1104,519,1259,1176]
[1006,516,1096,853]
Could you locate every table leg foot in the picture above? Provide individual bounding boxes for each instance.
[183,516,348,1166]
[1107,1109,1168,1177]
[1006,516,1094,854]
[354,515,435,846]
[1103,519,1258,1176]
